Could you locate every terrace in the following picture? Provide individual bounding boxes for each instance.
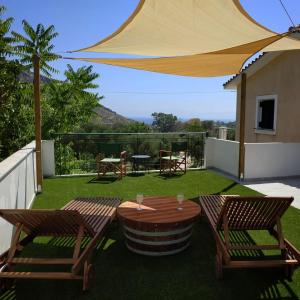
[1,1,300,299]
[0,168,300,299]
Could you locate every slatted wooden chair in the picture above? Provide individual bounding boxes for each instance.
[159,142,187,175]
[199,195,300,279]
[0,197,120,291]
[96,143,127,179]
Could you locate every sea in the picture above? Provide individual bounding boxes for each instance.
[129,116,234,124]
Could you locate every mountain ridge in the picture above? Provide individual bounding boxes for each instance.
[19,70,134,126]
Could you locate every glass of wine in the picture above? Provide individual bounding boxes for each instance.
[136,194,143,211]
[177,194,184,210]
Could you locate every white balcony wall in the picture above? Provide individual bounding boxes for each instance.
[205,138,300,180]
[0,141,37,254]
[244,143,300,179]
[42,140,55,177]
[205,137,239,177]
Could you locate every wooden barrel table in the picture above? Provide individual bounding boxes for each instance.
[117,196,201,256]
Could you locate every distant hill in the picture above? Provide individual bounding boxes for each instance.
[18,71,133,126]
[18,70,52,84]
[92,105,134,125]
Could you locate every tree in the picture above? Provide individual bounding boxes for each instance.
[0,5,14,57]
[64,64,99,91]
[0,5,18,107]
[201,120,214,131]
[184,118,202,132]
[12,20,60,76]
[41,65,101,138]
[12,20,60,189]
[123,122,151,133]
[0,84,35,159]
[0,6,33,159]
[151,112,178,132]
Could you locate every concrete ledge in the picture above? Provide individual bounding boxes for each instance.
[0,142,35,182]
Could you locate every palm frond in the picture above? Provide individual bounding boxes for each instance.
[36,23,44,37]
[21,20,36,42]
[1,17,14,33]
[12,20,59,75]
[11,31,33,46]
[42,52,61,62]
[41,62,59,75]
[40,25,58,40]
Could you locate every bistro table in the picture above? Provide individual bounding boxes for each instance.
[117,196,201,256]
[131,154,151,173]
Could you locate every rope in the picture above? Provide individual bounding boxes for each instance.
[278,0,296,27]
[100,91,235,95]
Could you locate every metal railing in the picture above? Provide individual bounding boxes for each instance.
[54,132,207,175]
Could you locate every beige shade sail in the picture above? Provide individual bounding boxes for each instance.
[74,54,249,77]
[74,0,300,56]
[71,35,290,77]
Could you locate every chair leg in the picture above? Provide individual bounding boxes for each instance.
[0,264,14,292]
[159,159,162,174]
[83,259,94,291]
[6,223,23,271]
[215,246,223,279]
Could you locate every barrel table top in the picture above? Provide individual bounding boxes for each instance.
[117,196,201,225]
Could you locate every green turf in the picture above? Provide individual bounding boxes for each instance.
[1,170,299,300]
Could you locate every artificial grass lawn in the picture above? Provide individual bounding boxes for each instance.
[2,170,300,300]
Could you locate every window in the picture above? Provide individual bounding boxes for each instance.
[255,95,277,134]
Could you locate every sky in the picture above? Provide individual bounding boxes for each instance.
[2,0,300,121]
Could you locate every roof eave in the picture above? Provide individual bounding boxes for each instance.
[223,51,283,90]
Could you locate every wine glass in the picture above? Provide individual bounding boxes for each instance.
[136,194,143,211]
[177,194,184,210]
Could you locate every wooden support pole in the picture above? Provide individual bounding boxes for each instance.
[33,54,43,192]
[238,72,247,180]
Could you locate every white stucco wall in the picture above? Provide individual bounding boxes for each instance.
[205,138,239,177]
[0,141,37,254]
[205,138,300,180]
[244,143,300,179]
[42,140,55,177]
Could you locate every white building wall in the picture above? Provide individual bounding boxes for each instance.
[0,141,37,254]
[244,143,300,179]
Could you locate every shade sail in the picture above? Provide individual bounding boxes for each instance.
[71,35,290,77]
[75,0,300,56]
[74,54,249,77]
[71,0,300,77]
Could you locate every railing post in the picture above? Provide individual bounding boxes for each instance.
[218,127,228,140]
[33,54,43,192]
[238,72,247,180]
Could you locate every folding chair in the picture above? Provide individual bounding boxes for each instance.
[159,142,187,175]
[96,143,127,179]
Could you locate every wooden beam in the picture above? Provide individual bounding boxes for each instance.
[0,272,82,280]
[238,72,247,180]
[33,54,43,192]
[11,258,75,265]
[223,259,299,269]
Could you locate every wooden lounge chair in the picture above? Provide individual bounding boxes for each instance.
[159,142,187,175]
[199,195,300,279]
[0,196,120,291]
